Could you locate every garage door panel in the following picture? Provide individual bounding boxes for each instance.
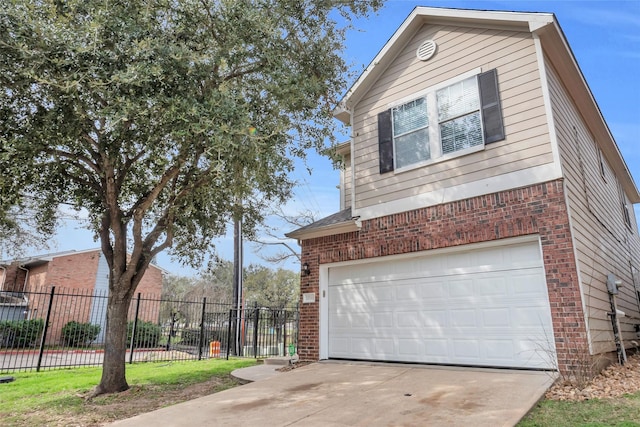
[327,240,556,369]
[453,339,480,359]
[484,340,516,360]
[396,311,420,327]
[373,312,394,327]
[397,284,421,300]
[482,308,511,327]
[450,309,478,327]
[476,276,508,296]
[422,310,448,328]
[420,281,447,298]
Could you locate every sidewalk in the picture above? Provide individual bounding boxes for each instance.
[230,362,282,382]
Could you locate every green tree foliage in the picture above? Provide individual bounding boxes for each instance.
[163,262,299,308]
[244,265,299,309]
[0,198,56,258]
[0,0,382,394]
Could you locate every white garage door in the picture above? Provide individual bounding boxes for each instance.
[327,239,556,369]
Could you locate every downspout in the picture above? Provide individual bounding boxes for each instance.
[0,265,6,291]
[349,104,356,217]
[18,265,29,293]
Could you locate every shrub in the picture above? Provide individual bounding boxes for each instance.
[61,321,101,347]
[0,319,45,348]
[127,320,161,348]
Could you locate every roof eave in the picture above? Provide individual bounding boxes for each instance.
[535,22,640,202]
[285,221,360,241]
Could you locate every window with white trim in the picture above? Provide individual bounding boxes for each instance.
[437,76,483,155]
[378,69,504,174]
[392,98,430,169]
[618,180,633,230]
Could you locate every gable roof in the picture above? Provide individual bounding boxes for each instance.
[334,6,639,203]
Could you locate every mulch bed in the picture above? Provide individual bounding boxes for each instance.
[546,353,640,401]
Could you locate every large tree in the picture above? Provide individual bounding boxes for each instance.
[0,0,381,395]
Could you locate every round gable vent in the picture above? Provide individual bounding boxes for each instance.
[416,40,437,61]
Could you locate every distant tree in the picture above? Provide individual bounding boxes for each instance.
[0,0,381,395]
[161,261,234,325]
[244,264,300,309]
[252,206,317,264]
[161,275,193,302]
[184,260,234,303]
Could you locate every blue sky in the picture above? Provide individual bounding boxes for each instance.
[39,1,640,277]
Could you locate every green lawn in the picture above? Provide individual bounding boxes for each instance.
[518,392,640,426]
[0,358,256,426]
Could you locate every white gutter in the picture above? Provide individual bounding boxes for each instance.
[18,265,29,293]
[350,105,357,218]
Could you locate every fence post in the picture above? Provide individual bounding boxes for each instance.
[283,309,288,357]
[296,303,300,354]
[129,293,141,364]
[226,308,233,360]
[198,297,207,361]
[253,302,259,358]
[36,286,55,372]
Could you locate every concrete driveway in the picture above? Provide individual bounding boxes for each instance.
[110,361,554,427]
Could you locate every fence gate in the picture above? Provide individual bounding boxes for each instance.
[228,304,299,359]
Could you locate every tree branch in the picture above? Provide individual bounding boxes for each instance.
[44,148,101,175]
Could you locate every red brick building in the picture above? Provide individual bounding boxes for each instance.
[0,249,164,344]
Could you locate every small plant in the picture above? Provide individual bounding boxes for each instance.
[61,321,101,347]
[0,319,44,348]
[127,320,161,348]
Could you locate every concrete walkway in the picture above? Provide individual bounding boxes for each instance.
[230,362,283,382]
[111,361,555,427]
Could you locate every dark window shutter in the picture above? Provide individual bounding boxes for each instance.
[378,109,394,174]
[478,69,505,144]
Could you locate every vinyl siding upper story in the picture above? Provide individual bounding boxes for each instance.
[547,60,640,353]
[344,20,559,220]
[332,8,639,229]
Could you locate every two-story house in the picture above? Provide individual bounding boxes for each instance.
[287,7,640,376]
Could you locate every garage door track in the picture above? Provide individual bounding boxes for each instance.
[111,361,555,427]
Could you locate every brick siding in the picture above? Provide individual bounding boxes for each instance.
[2,250,164,345]
[299,179,587,375]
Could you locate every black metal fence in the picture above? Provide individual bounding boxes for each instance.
[0,287,299,373]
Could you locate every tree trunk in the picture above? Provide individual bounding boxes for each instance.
[93,291,133,396]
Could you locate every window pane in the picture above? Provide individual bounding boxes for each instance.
[440,112,482,154]
[395,128,430,168]
[437,77,479,121]
[393,98,427,136]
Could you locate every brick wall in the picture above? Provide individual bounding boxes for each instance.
[38,252,101,344]
[299,179,587,375]
[18,250,164,344]
[1,263,29,293]
[130,264,164,323]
